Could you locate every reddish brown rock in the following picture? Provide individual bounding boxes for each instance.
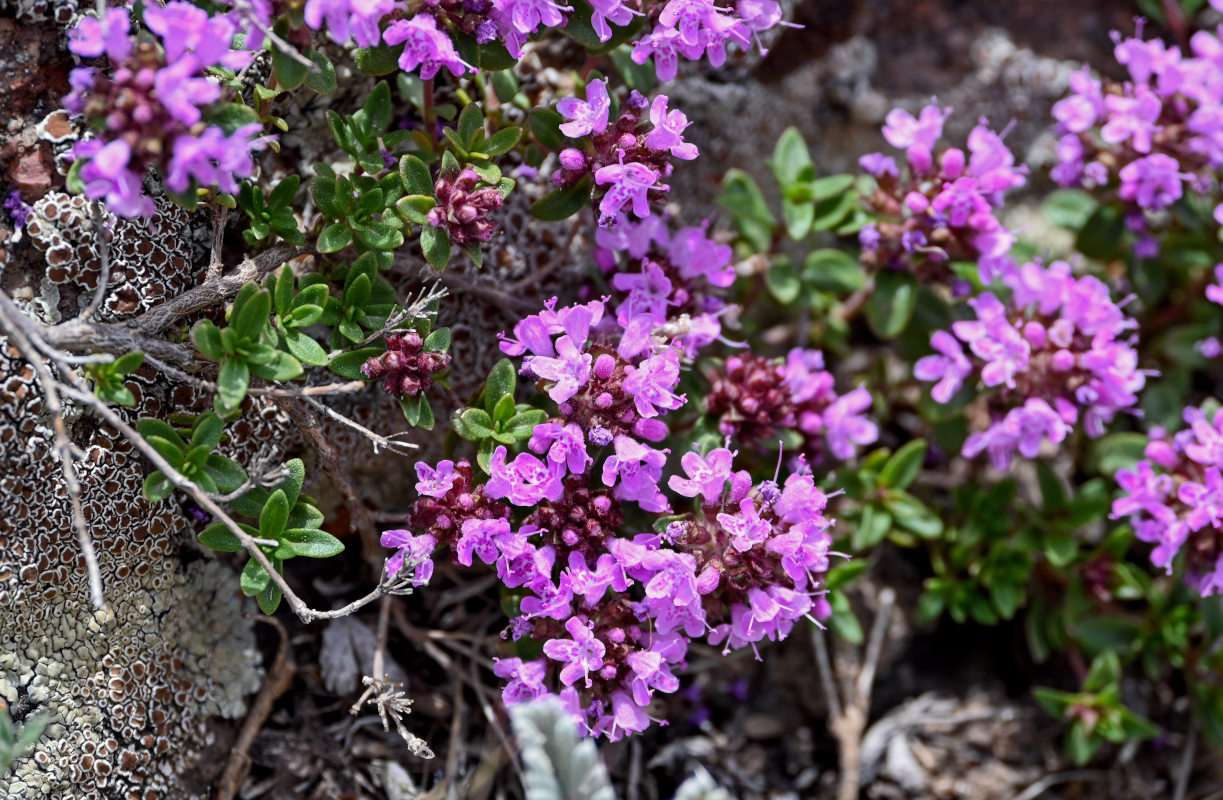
[11,149,52,196]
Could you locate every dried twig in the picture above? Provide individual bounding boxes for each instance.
[213,616,296,800]
[813,587,896,800]
[1009,770,1109,800]
[302,396,420,455]
[1173,718,1197,800]
[0,292,105,610]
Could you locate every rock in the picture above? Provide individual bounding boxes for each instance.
[11,149,51,196]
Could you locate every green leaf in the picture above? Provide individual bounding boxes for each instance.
[824,560,868,591]
[1091,432,1150,478]
[492,392,516,425]
[205,103,261,136]
[313,176,342,217]
[142,471,174,503]
[1044,188,1097,230]
[851,504,892,550]
[354,45,403,76]
[241,557,272,595]
[1065,719,1100,766]
[424,327,451,352]
[249,350,303,381]
[717,169,775,252]
[396,194,436,225]
[257,575,283,614]
[560,0,644,53]
[328,346,385,380]
[191,413,225,450]
[1076,204,1127,261]
[399,154,434,195]
[400,393,423,426]
[528,109,566,151]
[204,454,247,492]
[305,49,338,94]
[879,439,926,490]
[485,359,517,412]
[420,225,451,269]
[804,249,865,293]
[284,329,328,365]
[193,322,225,361]
[233,285,271,340]
[483,126,522,156]
[827,591,864,644]
[865,270,918,339]
[782,198,815,241]
[199,523,246,552]
[259,489,290,539]
[458,102,484,149]
[280,528,345,558]
[216,358,250,411]
[884,489,943,538]
[317,222,353,253]
[358,220,404,251]
[417,395,435,430]
[531,175,592,221]
[765,257,801,305]
[1074,618,1140,657]
[272,40,309,90]
[458,407,495,439]
[768,127,816,188]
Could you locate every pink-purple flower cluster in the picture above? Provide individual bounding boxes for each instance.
[915,260,1149,469]
[857,102,1026,283]
[703,349,878,463]
[1112,405,1223,597]
[380,216,848,739]
[64,5,271,218]
[629,0,795,82]
[1050,22,1223,252]
[551,80,699,225]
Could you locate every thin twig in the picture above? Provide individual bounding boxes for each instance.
[325,282,450,358]
[207,203,228,283]
[1009,770,1109,800]
[303,396,420,455]
[1174,718,1198,800]
[143,352,366,397]
[812,625,843,720]
[214,616,296,800]
[0,293,106,610]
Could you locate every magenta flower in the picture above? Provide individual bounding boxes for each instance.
[669,448,736,502]
[78,139,154,218]
[529,422,592,475]
[456,517,513,566]
[1118,153,1183,210]
[623,349,685,418]
[631,27,684,82]
[914,330,972,403]
[68,7,132,61]
[494,657,548,704]
[644,95,698,160]
[589,0,640,40]
[543,617,606,687]
[304,0,394,47]
[717,498,771,552]
[557,79,611,137]
[527,335,592,404]
[415,460,458,497]
[494,0,571,34]
[381,530,436,582]
[1100,87,1162,153]
[595,158,668,224]
[881,102,947,152]
[383,15,472,80]
[486,447,566,505]
[823,386,879,460]
[601,436,669,512]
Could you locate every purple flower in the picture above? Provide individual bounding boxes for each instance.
[156,60,222,127]
[145,2,251,69]
[882,102,947,152]
[456,517,513,566]
[527,335,592,404]
[529,422,592,474]
[717,498,771,552]
[589,0,641,40]
[486,446,566,505]
[595,158,668,224]
[68,7,132,61]
[668,224,734,286]
[4,191,31,229]
[543,617,606,687]
[557,78,611,137]
[859,152,899,177]
[914,330,972,403]
[1100,87,1162,154]
[1118,153,1183,210]
[668,447,735,502]
[383,15,472,80]
[381,530,436,583]
[78,139,154,219]
[625,648,681,706]
[494,657,548,704]
[823,386,879,459]
[623,349,685,418]
[565,551,623,606]
[601,436,669,512]
[493,0,571,34]
[304,0,394,47]
[644,95,698,160]
[613,260,674,324]
[415,460,458,497]
[631,27,684,82]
